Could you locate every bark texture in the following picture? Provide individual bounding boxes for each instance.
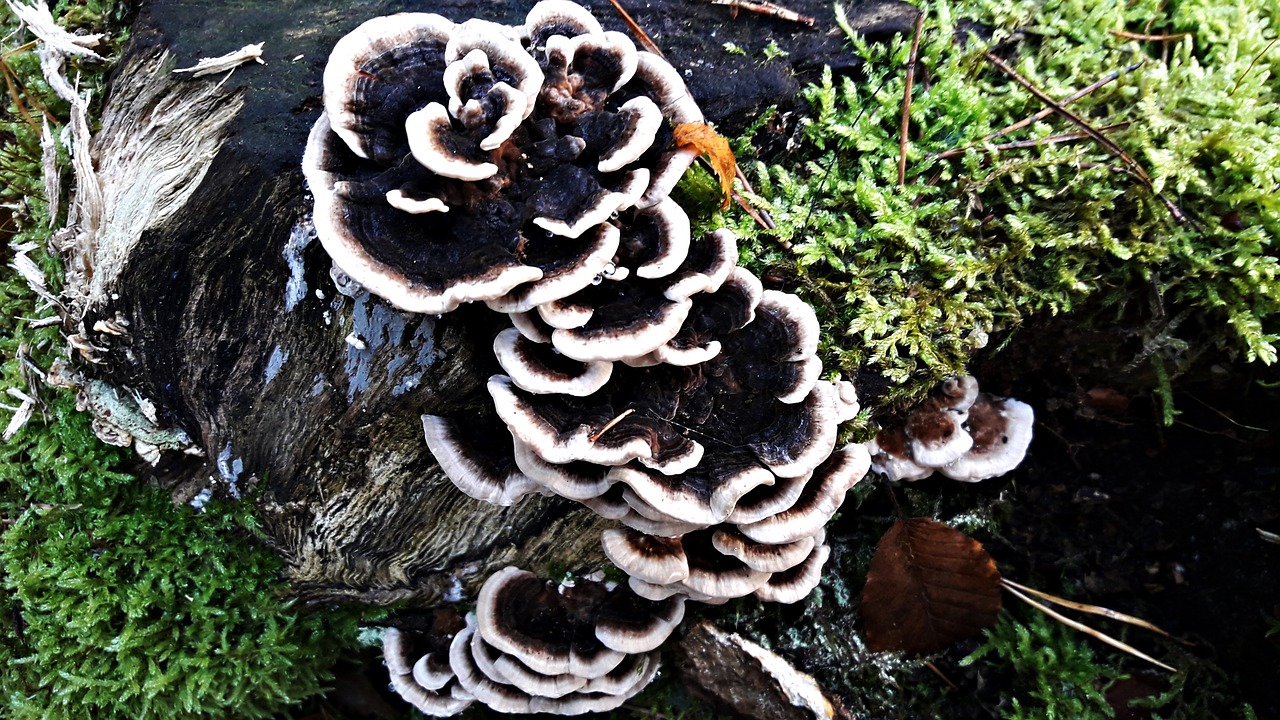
[76,0,915,605]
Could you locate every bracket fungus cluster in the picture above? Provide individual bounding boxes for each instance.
[383,567,682,715]
[306,0,875,713]
[303,0,704,315]
[864,376,1035,483]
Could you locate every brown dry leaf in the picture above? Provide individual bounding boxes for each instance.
[673,122,737,209]
[862,517,1002,654]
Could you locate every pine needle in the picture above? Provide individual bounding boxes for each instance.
[1002,579,1179,673]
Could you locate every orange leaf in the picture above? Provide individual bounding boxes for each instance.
[673,122,738,209]
[861,517,1002,654]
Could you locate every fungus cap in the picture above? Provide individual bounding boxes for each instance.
[600,527,691,585]
[939,394,1034,482]
[904,375,980,466]
[422,414,542,506]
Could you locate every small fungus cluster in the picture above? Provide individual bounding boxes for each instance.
[304,0,877,713]
[864,375,1035,483]
[383,568,682,716]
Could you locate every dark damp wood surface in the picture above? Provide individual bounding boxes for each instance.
[87,0,918,605]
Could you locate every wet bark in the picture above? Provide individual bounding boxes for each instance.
[77,0,915,605]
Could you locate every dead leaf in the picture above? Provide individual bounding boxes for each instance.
[673,123,737,209]
[861,517,1002,654]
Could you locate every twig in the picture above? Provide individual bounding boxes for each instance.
[606,0,664,57]
[732,166,775,230]
[1109,29,1190,42]
[589,408,635,442]
[0,56,38,131]
[976,62,1143,147]
[924,660,958,690]
[1181,392,1268,432]
[898,12,926,186]
[1230,36,1279,96]
[732,189,773,231]
[708,0,816,26]
[934,123,1131,159]
[1002,579,1180,640]
[983,52,1188,224]
[1,40,39,58]
[1002,580,1179,673]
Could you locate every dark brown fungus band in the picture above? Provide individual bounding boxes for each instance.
[711,526,818,574]
[620,264,761,369]
[489,283,840,495]
[322,13,458,164]
[493,327,612,397]
[512,436,613,500]
[753,543,832,604]
[476,568,626,679]
[670,529,773,600]
[865,423,934,482]
[532,224,734,364]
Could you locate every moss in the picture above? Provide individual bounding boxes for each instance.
[723,0,1280,406]
[0,3,366,717]
[1,489,363,720]
[961,611,1120,719]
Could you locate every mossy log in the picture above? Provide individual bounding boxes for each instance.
[73,0,914,606]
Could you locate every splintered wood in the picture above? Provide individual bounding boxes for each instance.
[174,42,266,79]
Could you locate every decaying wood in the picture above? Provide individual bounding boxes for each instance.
[65,0,900,605]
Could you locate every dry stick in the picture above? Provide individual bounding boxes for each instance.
[708,0,816,26]
[733,167,776,230]
[897,11,926,186]
[606,0,664,57]
[1230,36,1279,96]
[924,661,958,690]
[1003,582,1179,673]
[589,408,635,443]
[0,57,38,131]
[983,51,1188,224]
[976,61,1143,147]
[2,40,39,58]
[1109,29,1190,42]
[934,122,1132,160]
[1002,578,1180,640]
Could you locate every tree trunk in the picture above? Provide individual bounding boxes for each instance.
[70,0,912,606]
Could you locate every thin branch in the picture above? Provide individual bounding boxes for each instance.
[0,57,38,131]
[732,166,776,230]
[924,660,958,690]
[708,0,816,27]
[589,408,635,443]
[964,62,1144,149]
[1230,36,1279,96]
[606,0,664,57]
[1109,29,1190,42]
[934,122,1131,159]
[1003,580,1179,673]
[898,12,926,186]
[983,51,1188,224]
[1002,578,1179,640]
